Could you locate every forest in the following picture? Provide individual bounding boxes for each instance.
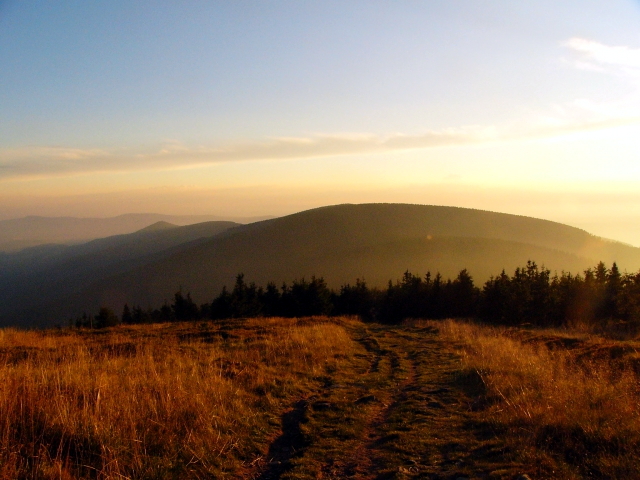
[80,260,640,335]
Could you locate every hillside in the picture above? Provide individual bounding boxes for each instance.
[137,220,179,232]
[0,213,271,251]
[9,203,640,327]
[0,221,240,326]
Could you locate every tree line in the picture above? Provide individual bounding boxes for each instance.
[75,261,640,332]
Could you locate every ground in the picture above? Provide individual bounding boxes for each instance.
[244,321,531,480]
[7,317,633,479]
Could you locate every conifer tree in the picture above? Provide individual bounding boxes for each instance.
[121,304,134,324]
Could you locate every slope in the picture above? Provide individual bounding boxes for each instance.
[0,213,271,251]
[18,203,640,327]
[0,221,240,326]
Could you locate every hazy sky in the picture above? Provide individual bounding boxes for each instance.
[2,1,640,244]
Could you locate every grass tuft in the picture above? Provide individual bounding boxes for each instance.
[436,319,640,479]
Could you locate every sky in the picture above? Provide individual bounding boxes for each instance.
[1,1,640,244]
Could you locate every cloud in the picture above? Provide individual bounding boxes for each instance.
[0,118,638,181]
[0,128,496,180]
[564,37,640,77]
[548,38,640,127]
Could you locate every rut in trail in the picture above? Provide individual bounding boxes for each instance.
[251,322,530,480]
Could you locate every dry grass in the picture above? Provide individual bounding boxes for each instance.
[435,319,640,479]
[0,318,357,479]
[7,316,638,479]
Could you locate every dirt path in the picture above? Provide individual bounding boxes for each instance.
[249,322,532,480]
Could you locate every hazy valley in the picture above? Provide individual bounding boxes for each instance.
[2,203,640,328]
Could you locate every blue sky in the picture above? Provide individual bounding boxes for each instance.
[2,1,640,244]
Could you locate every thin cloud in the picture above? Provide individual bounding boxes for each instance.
[553,38,640,127]
[0,119,638,181]
[564,37,640,76]
[0,128,495,180]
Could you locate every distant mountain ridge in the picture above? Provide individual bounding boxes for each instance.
[2,203,640,328]
[0,221,240,326]
[0,213,272,251]
[138,221,179,232]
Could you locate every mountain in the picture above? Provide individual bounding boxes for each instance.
[0,221,240,326]
[137,221,179,232]
[0,213,272,251]
[3,203,640,327]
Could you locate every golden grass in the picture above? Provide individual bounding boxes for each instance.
[7,316,639,478]
[0,318,357,479]
[435,319,640,479]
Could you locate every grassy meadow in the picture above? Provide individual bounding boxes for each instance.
[436,319,640,479]
[1,316,639,479]
[0,318,356,479]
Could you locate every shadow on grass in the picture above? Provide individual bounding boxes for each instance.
[257,400,310,480]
